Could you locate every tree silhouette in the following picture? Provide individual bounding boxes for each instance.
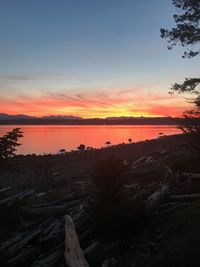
[0,128,23,160]
[77,144,85,151]
[161,0,200,95]
[161,0,200,59]
[128,138,132,143]
[161,0,200,143]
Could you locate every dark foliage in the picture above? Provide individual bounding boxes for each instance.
[89,155,146,238]
[91,155,126,204]
[0,128,23,161]
[161,0,200,148]
[161,0,200,59]
[161,0,200,104]
[77,144,86,151]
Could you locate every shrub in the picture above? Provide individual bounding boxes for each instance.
[0,128,23,162]
[89,155,146,238]
[91,155,126,204]
[77,144,85,151]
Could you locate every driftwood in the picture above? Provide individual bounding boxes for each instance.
[146,184,169,213]
[31,245,63,267]
[181,172,200,179]
[0,189,34,208]
[145,167,172,214]
[131,156,154,170]
[10,228,41,252]
[64,215,89,267]
[170,193,200,201]
[7,247,37,266]
[0,187,11,193]
[159,203,190,214]
[39,220,64,242]
[28,205,69,216]
[28,198,83,217]
[0,233,24,252]
[31,192,88,208]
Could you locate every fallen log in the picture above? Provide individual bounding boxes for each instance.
[7,247,37,266]
[170,193,200,201]
[31,248,63,267]
[39,220,64,242]
[0,187,11,194]
[0,233,24,253]
[146,184,169,214]
[64,215,89,267]
[9,228,41,252]
[181,172,200,179]
[5,220,48,256]
[159,203,190,214]
[31,192,88,209]
[27,198,84,217]
[0,189,34,208]
[131,156,154,170]
[28,205,69,216]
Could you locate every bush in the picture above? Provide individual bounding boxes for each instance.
[91,155,126,204]
[77,144,85,151]
[89,155,146,238]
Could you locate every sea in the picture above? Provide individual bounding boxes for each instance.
[0,125,181,155]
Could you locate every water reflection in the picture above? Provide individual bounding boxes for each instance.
[0,125,181,155]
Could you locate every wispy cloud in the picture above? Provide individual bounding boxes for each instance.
[0,72,92,83]
[0,75,33,81]
[0,87,191,118]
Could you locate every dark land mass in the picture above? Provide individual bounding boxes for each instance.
[0,117,187,125]
[1,134,200,267]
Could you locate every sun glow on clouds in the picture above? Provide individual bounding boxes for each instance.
[0,88,192,118]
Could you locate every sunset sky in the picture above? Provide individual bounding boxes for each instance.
[0,0,199,118]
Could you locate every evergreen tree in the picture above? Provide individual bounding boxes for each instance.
[0,128,23,160]
[161,0,200,143]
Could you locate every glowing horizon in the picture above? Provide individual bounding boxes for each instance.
[0,87,192,118]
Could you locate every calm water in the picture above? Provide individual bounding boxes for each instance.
[0,125,181,155]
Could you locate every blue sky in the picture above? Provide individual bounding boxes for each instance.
[0,0,199,117]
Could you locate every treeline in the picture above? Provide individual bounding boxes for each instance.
[0,117,196,125]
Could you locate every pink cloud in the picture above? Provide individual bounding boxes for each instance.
[0,88,191,118]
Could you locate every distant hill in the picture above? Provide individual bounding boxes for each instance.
[0,113,187,125]
[0,113,82,120]
[0,113,35,120]
[41,115,82,120]
[105,116,145,120]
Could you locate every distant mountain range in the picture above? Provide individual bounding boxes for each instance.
[0,113,184,125]
[0,113,82,120]
[0,113,170,120]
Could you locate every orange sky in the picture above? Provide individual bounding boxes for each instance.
[0,89,192,118]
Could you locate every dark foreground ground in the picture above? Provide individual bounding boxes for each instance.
[0,134,200,267]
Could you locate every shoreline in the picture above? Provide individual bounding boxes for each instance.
[0,133,185,188]
[14,133,183,157]
[1,124,180,156]
[2,132,200,267]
